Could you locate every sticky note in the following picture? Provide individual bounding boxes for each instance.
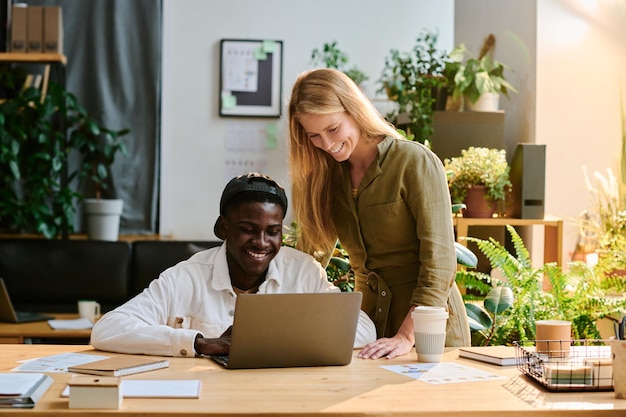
[222,94,237,108]
[255,47,267,60]
[266,122,278,149]
[262,41,277,53]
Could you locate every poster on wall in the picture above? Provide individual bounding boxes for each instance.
[219,39,283,117]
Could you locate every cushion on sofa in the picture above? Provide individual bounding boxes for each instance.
[0,239,132,313]
[130,240,222,295]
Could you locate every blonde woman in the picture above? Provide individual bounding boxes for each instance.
[287,68,470,359]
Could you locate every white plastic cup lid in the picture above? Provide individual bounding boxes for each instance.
[412,306,449,318]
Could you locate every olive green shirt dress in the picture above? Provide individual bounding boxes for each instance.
[331,136,470,347]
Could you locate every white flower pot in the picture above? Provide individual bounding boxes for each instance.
[465,92,500,112]
[84,198,123,241]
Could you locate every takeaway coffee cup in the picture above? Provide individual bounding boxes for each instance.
[535,320,572,357]
[78,300,101,322]
[412,306,448,363]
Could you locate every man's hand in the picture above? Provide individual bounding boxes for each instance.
[194,326,232,355]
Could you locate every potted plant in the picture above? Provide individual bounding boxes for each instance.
[310,40,369,87]
[0,79,128,240]
[444,147,512,218]
[447,34,518,111]
[377,29,450,146]
[68,90,130,241]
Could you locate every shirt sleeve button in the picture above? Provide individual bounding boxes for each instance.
[180,349,188,356]
[381,291,387,296]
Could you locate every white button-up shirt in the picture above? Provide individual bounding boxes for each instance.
[91,243,376,357]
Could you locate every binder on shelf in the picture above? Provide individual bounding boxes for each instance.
[10,4,28,53]
[68,356,170,377]
[27,5,43,53]
[0,372,54,408]
[43,6,63,54]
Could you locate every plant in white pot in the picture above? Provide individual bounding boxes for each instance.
[447,34,517,111]
[444,147,512,218]
[69,94,130,241]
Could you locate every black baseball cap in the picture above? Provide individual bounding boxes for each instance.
[213,173,288,240]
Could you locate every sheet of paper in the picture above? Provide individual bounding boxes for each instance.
[12,352,108,373]
[47,318,93,330]
[61,380,202,398]
[380,362,508,384]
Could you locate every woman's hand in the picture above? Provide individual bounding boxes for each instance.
[357,333,414,359]
[358,307,416,359]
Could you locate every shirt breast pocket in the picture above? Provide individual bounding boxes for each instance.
[167,315,225,338]
[168,315,192,329]
[362,199,416,249]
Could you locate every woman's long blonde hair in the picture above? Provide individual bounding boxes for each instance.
[287,68,400,259]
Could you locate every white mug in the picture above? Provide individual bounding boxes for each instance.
[78,300,101,322]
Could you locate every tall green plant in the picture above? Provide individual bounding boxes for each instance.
[0,81,129,238]
[0,84,77,238]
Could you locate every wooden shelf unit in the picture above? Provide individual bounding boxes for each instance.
[453,215,563,266]
[0,52,66,65]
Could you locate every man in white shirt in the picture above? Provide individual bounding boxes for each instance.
[91,173,376,357]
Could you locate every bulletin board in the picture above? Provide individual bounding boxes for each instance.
[219,39,283,117]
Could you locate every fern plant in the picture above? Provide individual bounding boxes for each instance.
[460,225,626,346]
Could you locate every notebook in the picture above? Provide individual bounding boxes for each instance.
[209,292,362,369]
[458,345,519,366]
[0,278,54,323]
[68,356,170,377]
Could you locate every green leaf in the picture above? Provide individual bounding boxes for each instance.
[484,286,514,314]
[465,302,492,330]
[451,203,466,214]
[329,257,351,273]
[455,242,478,268]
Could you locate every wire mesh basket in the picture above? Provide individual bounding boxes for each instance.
[514,339,613,392]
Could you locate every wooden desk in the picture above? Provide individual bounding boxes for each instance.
[0,344,624,416]
[0,314,91,344]
[454,215,564,266]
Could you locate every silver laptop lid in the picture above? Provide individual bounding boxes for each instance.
[225,292,362,369]
[0,278,19,322]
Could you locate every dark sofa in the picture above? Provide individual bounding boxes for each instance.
[0,239,221,314]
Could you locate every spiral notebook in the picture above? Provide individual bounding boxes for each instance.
[68,356,169,377]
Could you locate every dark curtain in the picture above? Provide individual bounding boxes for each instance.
[23,0,162,235]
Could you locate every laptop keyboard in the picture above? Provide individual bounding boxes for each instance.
[210,355,230,367]
[15,311,53,322]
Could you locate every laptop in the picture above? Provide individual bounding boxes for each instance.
[208,292,362,369]
[0,278,54,323]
